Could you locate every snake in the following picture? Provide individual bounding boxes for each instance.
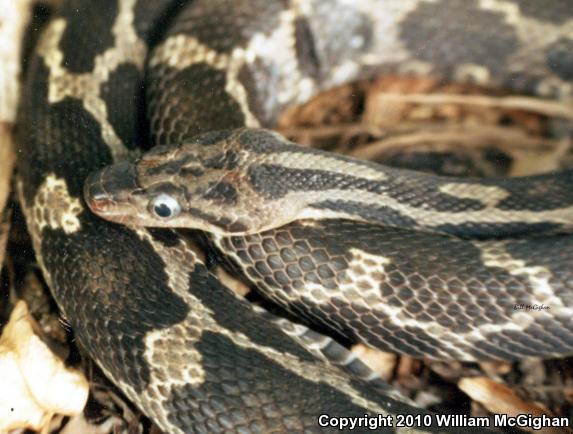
[15,0,573,433]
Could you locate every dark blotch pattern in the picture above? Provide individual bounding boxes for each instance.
[202,150,239,170]
[132,0,186,42]
[189,208,249,233]
[101,63,146,151]
[238,129,292,153]
[148,228,182,248]
[311,200,419,230]
[248,165,389,198]
[400,0,519,77]
[188,267,317,362]
[435,222,562,239]
[494,171,573,211]
[166,0,285,54]
[294,17,320,78]
[508,0,573,24]
[546,38,573,81]
[377,149,512,178]
[202,181,239,204]
[147,64,246,144]
[59,0,118,73]
[180,167,204,177]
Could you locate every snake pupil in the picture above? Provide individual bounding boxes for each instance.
[154,203,172,218]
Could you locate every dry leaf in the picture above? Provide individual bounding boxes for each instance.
[214,266,251,297]
[459,376,572,434]
[0,0,34,122]
[351,344,397,381]
[0,301,89,432]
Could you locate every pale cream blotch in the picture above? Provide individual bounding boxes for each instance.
[37,0,145,160]
[479,241,573,318]
[33,174,83,234]
[439,183,510,208]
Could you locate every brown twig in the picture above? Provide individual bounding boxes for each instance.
[347,124,566,160]
[374,93,573,120]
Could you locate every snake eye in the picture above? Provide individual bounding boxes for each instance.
[150,194,181,219]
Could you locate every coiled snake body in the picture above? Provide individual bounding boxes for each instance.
[17,0,573,433]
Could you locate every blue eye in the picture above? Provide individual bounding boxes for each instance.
[150,194,181,219]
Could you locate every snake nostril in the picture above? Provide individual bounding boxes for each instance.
[89,197,114,213]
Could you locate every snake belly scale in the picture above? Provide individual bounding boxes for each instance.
[17,0,573,433]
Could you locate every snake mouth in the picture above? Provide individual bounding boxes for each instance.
[84,162,140,218]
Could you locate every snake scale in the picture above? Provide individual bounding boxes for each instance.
[16,0,573,433]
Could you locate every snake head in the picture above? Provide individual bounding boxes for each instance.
[83,128,291,234]
[83,158,189,228]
